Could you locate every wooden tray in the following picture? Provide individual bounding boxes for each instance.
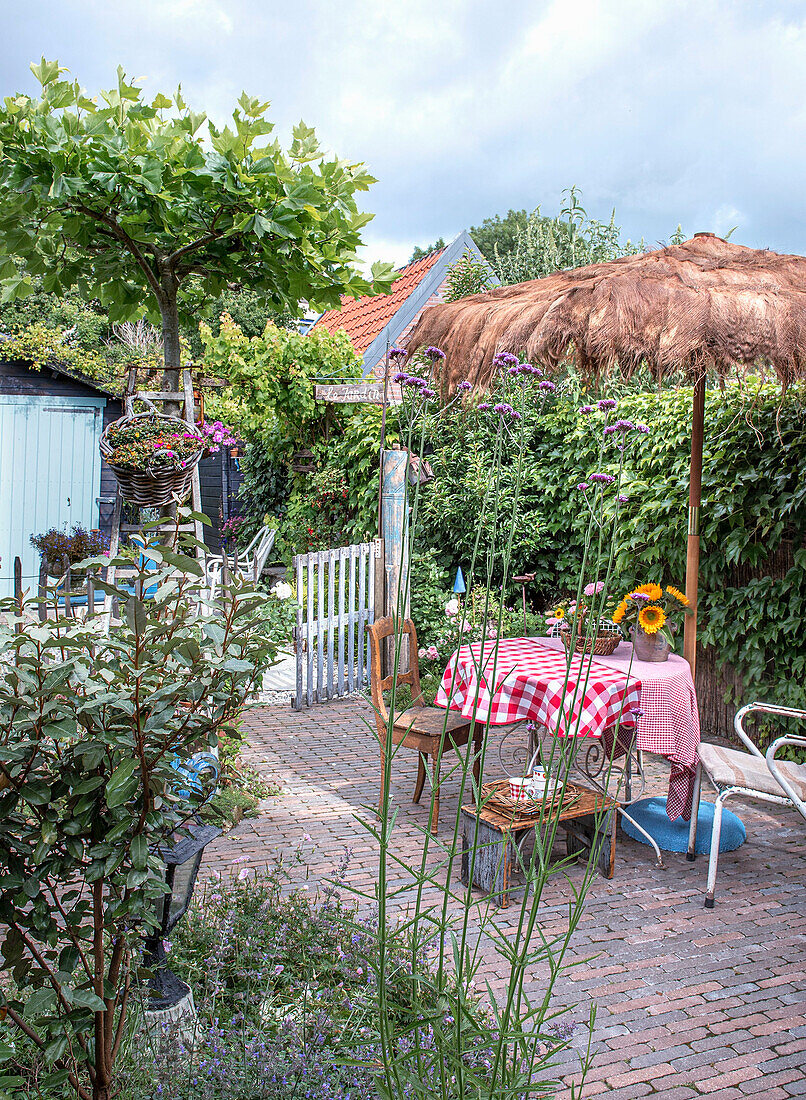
[480,777,581,820]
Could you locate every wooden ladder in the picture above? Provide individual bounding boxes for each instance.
[104,367,206,609]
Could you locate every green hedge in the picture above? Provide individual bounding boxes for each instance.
[415,380,806,714]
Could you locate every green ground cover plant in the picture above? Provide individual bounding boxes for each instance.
[113,856,576,1100]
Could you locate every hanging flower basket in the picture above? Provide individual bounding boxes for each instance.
[100,413,204,508]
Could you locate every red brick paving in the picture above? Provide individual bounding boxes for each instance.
[206,697,806,1099]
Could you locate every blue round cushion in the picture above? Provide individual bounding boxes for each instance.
[621,796,746,854]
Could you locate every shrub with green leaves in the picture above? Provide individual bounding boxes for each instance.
[0,541,278,1100]
[416,377,806,715]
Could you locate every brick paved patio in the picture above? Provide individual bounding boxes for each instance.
[206,697,806,1099]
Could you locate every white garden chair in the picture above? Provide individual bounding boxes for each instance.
[687,701,806,907]
[206,525,276,602]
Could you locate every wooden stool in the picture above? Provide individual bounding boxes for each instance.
[460,785,618,908]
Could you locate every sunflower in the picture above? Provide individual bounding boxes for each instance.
[638,604,666,634]
[554,607,565,620]
[634,583,663,600]
[665,585,690,606]
[612,599,628,624]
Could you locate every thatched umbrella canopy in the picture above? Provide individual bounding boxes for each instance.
[404,234,806,670]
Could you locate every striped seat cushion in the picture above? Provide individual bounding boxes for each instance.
[699,742,806,801]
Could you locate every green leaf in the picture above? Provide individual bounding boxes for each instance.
[105,759,138,808]
[69,988,106,1012]
[23,988,55,1018]
[125,597,148,637]
[130,834,148,870]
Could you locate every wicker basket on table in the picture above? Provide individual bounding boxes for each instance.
[100,413,202,508]
[561,618,622,656]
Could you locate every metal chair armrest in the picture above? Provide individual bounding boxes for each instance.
[733,701,806,758]
[766,734,806,820]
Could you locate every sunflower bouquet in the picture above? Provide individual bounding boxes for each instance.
[611,583,693,648]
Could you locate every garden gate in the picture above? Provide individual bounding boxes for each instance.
[292,539,381,709]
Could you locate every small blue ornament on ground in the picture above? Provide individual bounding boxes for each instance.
[621,796,745,854]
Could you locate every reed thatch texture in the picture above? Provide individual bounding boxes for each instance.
[405,234,806,388]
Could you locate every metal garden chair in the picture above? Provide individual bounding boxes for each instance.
[206,525,276,601]
[687,701,806,907]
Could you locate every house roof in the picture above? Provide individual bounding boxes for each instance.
[310,231,497,376]
[313,248,446,354]
[0,337,121,398]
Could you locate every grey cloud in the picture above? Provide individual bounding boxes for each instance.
[2,0,805,263]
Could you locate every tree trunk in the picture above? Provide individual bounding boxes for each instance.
[159,288,182,419]
[158,283,183,539]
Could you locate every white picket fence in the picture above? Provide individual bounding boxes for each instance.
[292,540,381,709]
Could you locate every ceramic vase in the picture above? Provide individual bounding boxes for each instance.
[631,624,671,662]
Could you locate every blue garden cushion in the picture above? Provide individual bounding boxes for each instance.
[621,796,746,854]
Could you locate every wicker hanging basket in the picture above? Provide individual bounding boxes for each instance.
[100,412,203,508]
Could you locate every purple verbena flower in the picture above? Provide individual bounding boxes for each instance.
[589,472,615,483]
[618,493,630,503]
[636,423,650,434]
[577,482,589,492]
[579,404,595,415]
[538,380,556,392]
[613,418,636,432]
[424,346,446,361]
[456,380,472,392]
[422,388,437,399]
[389,346,407,359]
[477,402,492,410]
[393,371,409,383]
[629,591,651,602]
[597,398,617,410]
[603,424,618,435]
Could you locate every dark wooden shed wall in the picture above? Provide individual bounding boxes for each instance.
[0,359,237,545]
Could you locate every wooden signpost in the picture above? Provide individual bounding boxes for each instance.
[313,382,402,405]
[314,373,406,647]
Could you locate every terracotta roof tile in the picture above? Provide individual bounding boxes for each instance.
[312,248,446,354]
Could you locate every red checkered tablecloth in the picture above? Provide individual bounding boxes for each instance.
[435,637,701,820]
[435,636,641,736]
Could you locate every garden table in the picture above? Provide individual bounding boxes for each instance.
[435,636,700,820]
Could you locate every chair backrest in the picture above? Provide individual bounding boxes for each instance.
[367,616,424,725]
[252,527,276,581]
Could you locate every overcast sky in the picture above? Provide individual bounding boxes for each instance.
[4,0,806,269]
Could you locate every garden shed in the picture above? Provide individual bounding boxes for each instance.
[0,354,238,596]
[0,355,122,598]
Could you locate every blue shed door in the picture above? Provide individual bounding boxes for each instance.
[0,395,106,599]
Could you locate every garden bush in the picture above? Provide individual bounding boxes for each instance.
[414,376,806,714]
[0,535,279,1100]
[298,372,804,718]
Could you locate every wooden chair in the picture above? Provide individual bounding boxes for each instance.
[367,616,482,834]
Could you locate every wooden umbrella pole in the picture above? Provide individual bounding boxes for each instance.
[683,374,706,673]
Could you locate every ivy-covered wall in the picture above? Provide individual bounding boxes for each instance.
[414,380,805,739]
